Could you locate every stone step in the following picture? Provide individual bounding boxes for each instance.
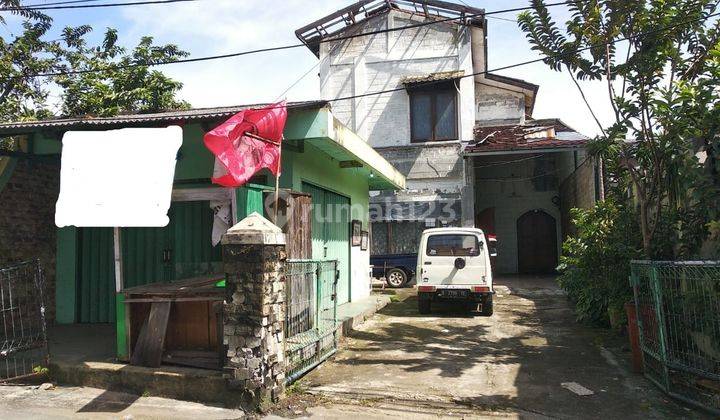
[49,359,235,406]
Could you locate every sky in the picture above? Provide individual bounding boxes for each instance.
[4,0,619,137]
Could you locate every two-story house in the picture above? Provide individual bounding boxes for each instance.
[296,0,598,274]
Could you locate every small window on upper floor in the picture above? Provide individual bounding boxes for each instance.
[409,84,458,143]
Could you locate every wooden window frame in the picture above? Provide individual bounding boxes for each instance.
[409,83,459,143]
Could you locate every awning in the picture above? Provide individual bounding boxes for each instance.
[285,108,406,191]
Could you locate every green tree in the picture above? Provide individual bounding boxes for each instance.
[0,1,59,124]
[55,26,190,117]
[519,0,720,258]
[0,1,189,126]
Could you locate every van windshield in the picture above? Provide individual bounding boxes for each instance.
[426,234,480,256]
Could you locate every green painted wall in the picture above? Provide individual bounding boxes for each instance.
[281,142,369,227]
[174,124,215,180]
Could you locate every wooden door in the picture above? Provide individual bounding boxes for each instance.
[517,210,558,274]
[475,207,496,234]
[272,191,312,260]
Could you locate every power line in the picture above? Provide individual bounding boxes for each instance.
[236,8,720,114]
[327,10,720,103]
[0,0,196,11]
[6,1,719,107]
[14,1,574,78]
[20,0,104,7]
[471,154,547,169]
[475,156,592,182]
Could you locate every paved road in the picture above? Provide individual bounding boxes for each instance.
[287,276,701,419]
[0,385,244,419]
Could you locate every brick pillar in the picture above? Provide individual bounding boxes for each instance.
[221,212,286,409]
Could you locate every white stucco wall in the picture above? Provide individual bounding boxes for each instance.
[319,10,476,149]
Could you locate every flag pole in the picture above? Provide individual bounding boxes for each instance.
[273,136,283,224]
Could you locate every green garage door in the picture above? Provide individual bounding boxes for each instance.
[302,182,351,305]
[76,201,222,323]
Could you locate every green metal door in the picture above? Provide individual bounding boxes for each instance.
[77,227,115,323]
[76,201,223,323]
[169,201,223,280]
[302,182,351,305]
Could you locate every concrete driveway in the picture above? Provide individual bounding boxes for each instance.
[286,276,701,419]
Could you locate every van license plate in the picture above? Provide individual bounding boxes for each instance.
[440,289,469,299]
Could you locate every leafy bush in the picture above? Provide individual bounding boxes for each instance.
[558,200,642,326]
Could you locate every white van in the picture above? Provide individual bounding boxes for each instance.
[416,227,496,315]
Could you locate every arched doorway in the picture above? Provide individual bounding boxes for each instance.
[517,210,558,274]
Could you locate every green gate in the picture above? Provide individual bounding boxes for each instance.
[285,259,338,383]
[77,201,221,323]
[631,260,720,415]
[302,182,351,304]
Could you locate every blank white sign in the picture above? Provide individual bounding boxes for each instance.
[55,126,182,227]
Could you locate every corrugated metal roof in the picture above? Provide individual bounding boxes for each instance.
[0,101,328,134]
[401,70,464,86]
[466,119,589,154]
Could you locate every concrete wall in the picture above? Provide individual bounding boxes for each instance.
[0,157,60,322]
[319,10,475,214]
[474,83,526,126]
[473,152,578,273]
[559,153,596,239]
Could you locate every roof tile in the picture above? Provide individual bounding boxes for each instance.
[467,119,589,153]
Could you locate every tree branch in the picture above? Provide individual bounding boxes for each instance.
[566,67,607,137]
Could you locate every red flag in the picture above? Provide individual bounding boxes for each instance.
[204,101,287,187]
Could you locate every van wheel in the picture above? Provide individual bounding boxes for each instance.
[418,298,431,314]
[386,268,408,288]
[481,295,494,317]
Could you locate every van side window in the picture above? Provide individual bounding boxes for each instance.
[426,234,480,256]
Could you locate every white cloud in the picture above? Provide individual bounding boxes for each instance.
[119,1,351,107]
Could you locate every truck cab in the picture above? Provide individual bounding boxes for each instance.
[416,227,495,315]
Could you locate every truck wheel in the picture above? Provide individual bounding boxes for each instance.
[386,268,408,288]
[418,298,431,314]
[481,295,494,317]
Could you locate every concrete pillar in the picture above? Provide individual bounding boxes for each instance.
[221,212,287,409]
[461,155,476,228]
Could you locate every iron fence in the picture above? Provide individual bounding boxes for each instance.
[630,260,720,414]
[0,260,49,382]
[284,259,338,383]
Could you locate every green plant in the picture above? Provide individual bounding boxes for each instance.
[32,365,48,375]
[558,200,642,326]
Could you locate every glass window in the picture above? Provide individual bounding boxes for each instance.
[410,85,457,142]
[426,234,480,257]
[410,93,432,141]
[435,91,457,140]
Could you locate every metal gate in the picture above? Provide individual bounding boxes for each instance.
[302,182,351,305]
[284,260,338,383]
[0,260,49,382]
[631,260,720,414]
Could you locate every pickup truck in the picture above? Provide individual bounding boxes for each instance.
[370,253,417,288]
